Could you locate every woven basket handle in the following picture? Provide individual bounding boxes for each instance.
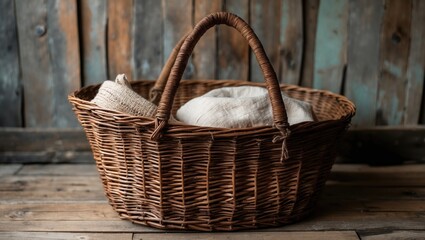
[149,34,188,105]
[152,12,291,160]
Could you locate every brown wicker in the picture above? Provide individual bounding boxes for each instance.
[69,12,355,231]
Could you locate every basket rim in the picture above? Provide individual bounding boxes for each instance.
[68,79,356,134]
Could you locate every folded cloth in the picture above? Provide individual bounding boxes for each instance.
[91,74,157,118]
[176,86,315,128]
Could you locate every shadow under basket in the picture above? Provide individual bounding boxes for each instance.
[68,12,355,231]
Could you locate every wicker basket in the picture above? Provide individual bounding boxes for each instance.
[69,12,355,231]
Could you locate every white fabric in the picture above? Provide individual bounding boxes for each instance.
[91,74,157,118]
[176,86,315,128]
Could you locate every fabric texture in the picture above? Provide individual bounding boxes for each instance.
[91,74,158,118]
[176,86,315,128]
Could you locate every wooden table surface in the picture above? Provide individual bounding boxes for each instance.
[0,163,424,240]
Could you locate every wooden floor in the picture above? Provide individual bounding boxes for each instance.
[0,163,424,240]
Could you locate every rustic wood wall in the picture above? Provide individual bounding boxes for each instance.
[1,0,424,129]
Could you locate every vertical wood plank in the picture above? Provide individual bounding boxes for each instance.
[132,0,163,80]
[80,0,108,85]
[193,0,222,79]
[16,0,81,128]
[377,0,412,125]
[279,0,303,85]
[345,0,383,127]
[108,0,133,79]
[217,0,249,81]
[300,0,320,88]
[0,0,22,127]
[163,0,194,79]
[250,0,282,82]
[404,0,425,125]
[313,0,348,93]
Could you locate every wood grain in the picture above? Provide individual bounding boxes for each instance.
[279,0,303,85]
[377,0,412,125]
[313,0,348,93]
[250,0,282,82]
[0,0,22,127]
[192,0,222,79]
[0,164,21,176]
[359,230,425,240]
[163,0,194,79]
[18,164,97,176]
[404,0,425,124]
[132,0,163,80]
[218,0,249,81]
[0,233,132,240]
[107,0,133,79]
[80,0,108,85]
[301,0,320,87]
[133,232,360,240]
[345,0,383,127]
[15,0,81,128]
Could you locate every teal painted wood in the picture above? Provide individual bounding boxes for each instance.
[163,0,194,79]
[404,0,425,125]
[377,0,412,126]
[0,0,22,127]
[80,0,107,85]
[279,0,303,85]
[193,0,222,79]
[313,0,348,93]
[132,0,163,80]
[345,0,383,127]
[218,0,249,81]
[15,0,81,128]
[250,0,281,82]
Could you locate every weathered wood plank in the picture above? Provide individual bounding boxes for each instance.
[313,0,348,93]
[359,230,425,240]
[0,211,423,232]
[218,0,249,81]
[338,126,425,164]
[0,0,22,127]
[332,164,425,173]
[0,164,22,176]
[0,128,89,152]
[15,0,81,128]
[0,151,93,164]
[163,0,194,79]
[133,232,360,240]
[18,164,97,176]
[107,0,133,79]
[404,0,425,124]
[192,0,222,79]
[377,0,412,125]
[0,232,132,240]
[80,0,108,85]
[328,172,425,187]
[323,186,425,200]
[344,0,383,127]
[320,199,425,212]
[0,176,104,202]
[279,0,303,85]
[250,0,281,82]
[132,0,163,80]
[300,0,320,88]
[0,203,115,221]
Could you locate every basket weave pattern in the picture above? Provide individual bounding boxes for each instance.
[69,12,355,231]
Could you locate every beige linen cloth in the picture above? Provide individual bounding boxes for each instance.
[176,86,315,128]
[91,74,157,118]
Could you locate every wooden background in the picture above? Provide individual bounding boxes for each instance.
[1,0,424,129]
